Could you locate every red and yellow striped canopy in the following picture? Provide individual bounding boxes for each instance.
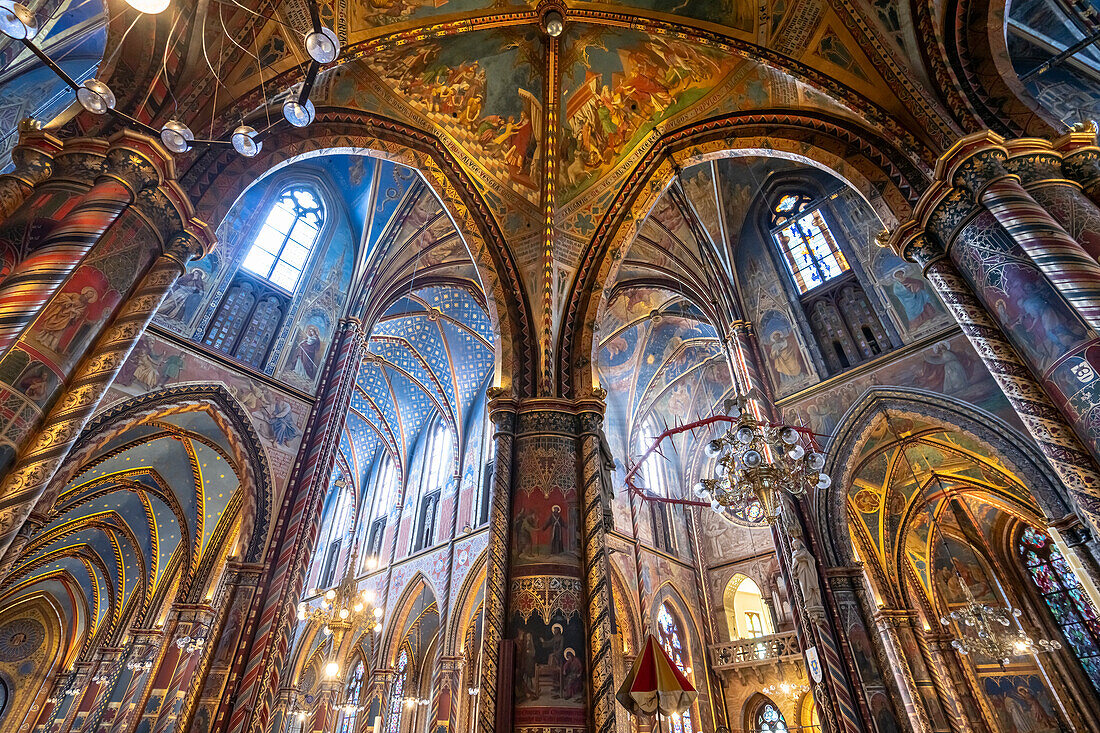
[616,634,698,717]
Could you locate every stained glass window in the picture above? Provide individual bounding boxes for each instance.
[772,205,850,294]
[756,702,788,733]
[340,661,365,733]
[657,604,694,733]
[387,648,408,733]
[1019,526,1100,693]
[243,187,323,292]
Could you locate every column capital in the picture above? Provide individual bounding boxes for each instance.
[50,137,110,187]
[1,122,63,188]
[892,222,947,271]
[1003,139,1072,187]
[934,130,1012,198]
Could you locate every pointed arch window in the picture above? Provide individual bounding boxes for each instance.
[1019,526,1100,693]
[340,661,365,733]
[755,701,788,733]
[639,423,676,554]
[387,648,409,733]
[317,475,355,588]
[367,454,398,564]
[771,196,849,294]
[414,418,452,552]
[656,604,694,733]
[244,187,324,292]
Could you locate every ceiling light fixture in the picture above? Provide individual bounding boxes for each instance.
[123,0,170,14]
[0,1,36,40]
[541,9,564,37]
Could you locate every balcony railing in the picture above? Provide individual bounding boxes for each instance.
[709,631,803,680]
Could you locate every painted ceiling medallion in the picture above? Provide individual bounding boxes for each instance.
[0,618,44,661]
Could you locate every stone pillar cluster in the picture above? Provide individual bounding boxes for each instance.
[890,130,1100,541]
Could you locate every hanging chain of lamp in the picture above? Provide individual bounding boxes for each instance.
[0,0,340,156]
[882,411,1061,665]
[692,391,830,521]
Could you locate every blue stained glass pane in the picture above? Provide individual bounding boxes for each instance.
[1020,524,1100,696]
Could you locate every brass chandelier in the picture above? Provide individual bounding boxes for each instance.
[693,393,830,521]
[939,580,1061,665]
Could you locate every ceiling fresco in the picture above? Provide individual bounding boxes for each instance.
[0,410,244,649]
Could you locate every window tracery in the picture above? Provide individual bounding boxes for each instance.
[340,661,365,733]
[1019,526,1100,693]
[387,647,409,733]
[243,187,323,293]
[755,701,788,733]
[768,192,890,376]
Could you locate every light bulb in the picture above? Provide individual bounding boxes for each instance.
[736,427,754,445]
[354,603,363,613]
[160,120,193,153]
[817,473,831,489]
[124,0,170,12]
[0,1,36,39]
[76,79,116,114]
[692,481,707,497]
[373,607,383,618]
[339,608,349,619]
[231,125,261,157]
[325,589,336,601]
[743,450,762,468]
[780,427,799,445]
[283,98,315,127]
[325,661,339,678]
[542,9,563,37]
[808,452,826,470]
[787,444,805,460]
[704,439,723,458]
[304,27,340,64]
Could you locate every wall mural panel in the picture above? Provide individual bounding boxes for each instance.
[101,331,308,488]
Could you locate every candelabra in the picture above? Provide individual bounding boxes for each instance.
[91,669,113,685]
[176,627,207,655]
[693,393,829,520]
[762,680,810,699]
[126,657,154,673]
[940,582,1060,665]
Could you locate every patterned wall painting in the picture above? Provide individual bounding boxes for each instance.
[735,229,818,397]
[827,188,950,341]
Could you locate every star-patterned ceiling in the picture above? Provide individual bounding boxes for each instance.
[0,410,243,647]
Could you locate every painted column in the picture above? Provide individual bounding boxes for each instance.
[475,394,515,733]
[104,628,162,733]
[871,609,942,733]
[1058,124,1100,209]
[1003,138,1100,265]
[0,137,108,341]
[951,134,1100,332]
[727,320,777,417]
[184,560,265,733]
[893,228,1100,535]
[0,222,211,573]
[0,132,167,358]
[922,633,988,733]
[223,320,366,733]
[0,121,63,223]
[577,405,616,733]
[505,400,588,733]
